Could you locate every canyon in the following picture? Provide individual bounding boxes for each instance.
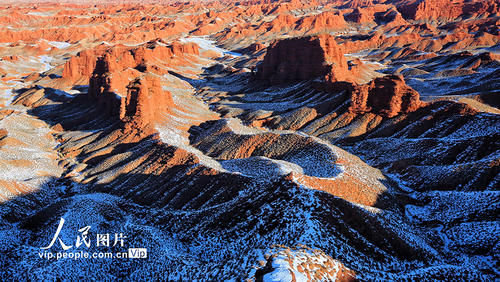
[0,0,498,280]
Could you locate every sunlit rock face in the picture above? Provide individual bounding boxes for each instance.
[257,34,351,84]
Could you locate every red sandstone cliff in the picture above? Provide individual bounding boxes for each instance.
[87,49,176,133]
[257,34,351,84]
[257,35,422,117]
[88,56,123,117]
[62,40,199,83]
[121,74,174,129]
[397,0,499,21]
[346,75,422,117]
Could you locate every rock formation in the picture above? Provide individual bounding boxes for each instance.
[121,74,174,129]
[88,53,174,132]
[348,75,422,117]
[397,0,499,21]
[63,40,199,83]
[88,56,123,117]
[345,7,376,24]
[257,34,351,84]
[296,11,347,32]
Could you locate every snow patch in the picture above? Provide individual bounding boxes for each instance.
[180,36,242,57]
[47,41,72,49]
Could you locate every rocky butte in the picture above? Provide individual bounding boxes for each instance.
[257,34,423,117]
[62,40,199,84]
[121,74,174,130]
[347,74,422,117]
[256,34,351,84]
[86,43,180,134]
[397,0,499,21]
